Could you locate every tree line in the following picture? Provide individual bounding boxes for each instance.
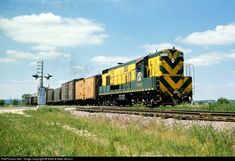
[0,94,31,106]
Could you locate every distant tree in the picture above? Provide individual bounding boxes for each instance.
[12,99,18,105]
[0,99,5,106]
[22,94,31,105]
[217,97,230,104]
[22,94,31,101]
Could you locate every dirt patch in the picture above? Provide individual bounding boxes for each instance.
[62,124,108,145]
[0,109,26,115]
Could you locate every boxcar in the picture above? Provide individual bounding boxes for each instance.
[84,75,101,100]
[29,95,37,105]
[67,79,83,103]
[61,82,68,102]
[54,87,61,104]
[75,79,85,101]
[46,89,54,104]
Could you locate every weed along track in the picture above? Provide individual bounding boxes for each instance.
[1,107,234,156]
[75,106,235,122]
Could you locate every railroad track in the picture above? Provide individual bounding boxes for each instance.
[75,106,235,122]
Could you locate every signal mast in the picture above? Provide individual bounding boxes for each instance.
[32,60,52,105]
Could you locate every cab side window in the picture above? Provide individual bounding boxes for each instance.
[136,63,141,72]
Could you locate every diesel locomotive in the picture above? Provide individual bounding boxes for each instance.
[99,47,193,106]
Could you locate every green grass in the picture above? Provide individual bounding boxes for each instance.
[0,108,234,156]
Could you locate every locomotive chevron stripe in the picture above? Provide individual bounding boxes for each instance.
[159,76,192,96]
[178,77,192,92]
[182,82,192,95]
[176,67,183,75]
[160,65,170,74]
[163,57,183,69]
[161,59,183,75]
[159,82,173,96]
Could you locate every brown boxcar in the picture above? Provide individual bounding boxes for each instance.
[75,79,85,100]
[46,89,54,104]
[61,82,68,102]
[54,87,61,103]
[84,75,101,100]
[68,79,83,102]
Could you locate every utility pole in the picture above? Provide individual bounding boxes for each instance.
[32,60,53,106]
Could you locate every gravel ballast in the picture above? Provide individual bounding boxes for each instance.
[68,109,235,132]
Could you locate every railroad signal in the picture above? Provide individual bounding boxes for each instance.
[32,60,52,105]
[44,74,53,80]
[32,74,39,79]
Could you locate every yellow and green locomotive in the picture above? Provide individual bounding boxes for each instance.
[99,47,193,106]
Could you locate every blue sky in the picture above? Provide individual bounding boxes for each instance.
[0,0,235,100]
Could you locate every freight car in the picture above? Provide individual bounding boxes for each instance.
[75,75,101,105]
[53,87,61,104]
[44,47,193,107]
[61,79,83,104]
[25,95,37,105]
[46,89,54,105]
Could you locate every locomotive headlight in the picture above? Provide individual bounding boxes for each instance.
[160,52,168,57]
[189,96,192,101]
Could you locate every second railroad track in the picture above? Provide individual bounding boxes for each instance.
[75,106,235,122]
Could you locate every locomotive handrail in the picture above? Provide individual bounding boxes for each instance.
[184,63,195,100]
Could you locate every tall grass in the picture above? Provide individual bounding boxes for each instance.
[0,108,234,156]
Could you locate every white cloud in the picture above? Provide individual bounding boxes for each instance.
[187,50,235,66]
[227,52,235,59]
[178,23,235,45]
[4,50,70,61]
[143,42,192,54]
[0,13,106,63]
[0,57,16,63]
[0,13,107,48]
[6,50,35,59]
[31,45,58,51]
[186,53,223,66]
[89,56,136,65]
[72,65,84,70]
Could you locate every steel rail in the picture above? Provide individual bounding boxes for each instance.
[75,106,235,122]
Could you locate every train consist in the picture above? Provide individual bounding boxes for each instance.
[28,47,193,107]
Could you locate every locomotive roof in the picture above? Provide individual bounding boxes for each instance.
[102,48,183,73]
